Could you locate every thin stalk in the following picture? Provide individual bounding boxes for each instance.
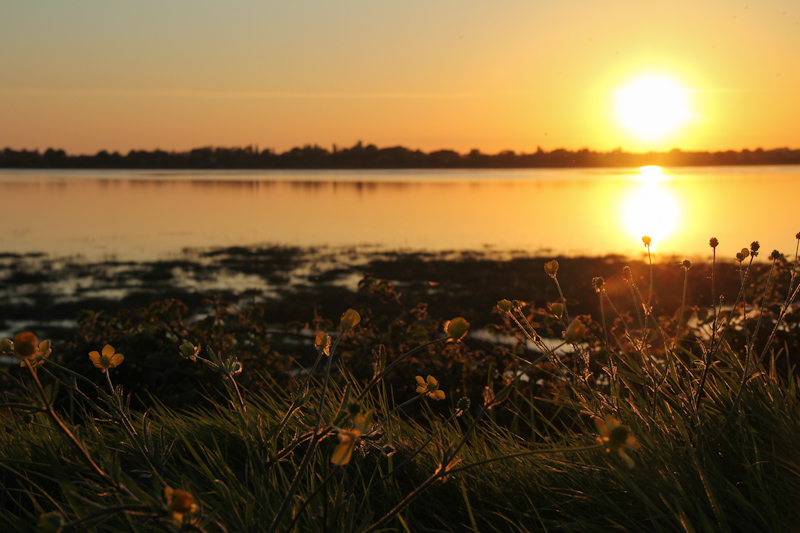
[694,255,753,408]
[646,243,654,308]
[266,333,343,533]
[376,409,462,486]
[552,274,571,325]
[757,237,800,366]
[363,343,564,533]
[748,256,777,361]
[695,246,719,409]
[24,362,136,497]
[758,278,800,367]
[444,443,604,476]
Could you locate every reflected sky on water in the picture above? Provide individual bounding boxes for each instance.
[1,167,798,262]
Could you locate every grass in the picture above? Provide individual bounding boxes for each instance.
[2,235,800,532]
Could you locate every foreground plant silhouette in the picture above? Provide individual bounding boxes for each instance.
[1,232,799,532]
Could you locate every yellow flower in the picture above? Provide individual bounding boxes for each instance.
[331,411,372,466]
[315,331,331,357]
[444,317,469,342]
[544,260,559,277]
[88,345,124,373]
[164,486,198,523]
[4,332,51,368]
[339,308,361,332]
[415,375,445,400]
[595,415,640,469]
[497,299,513,313]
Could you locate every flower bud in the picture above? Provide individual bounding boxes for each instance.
[709,237,719,248]
[179,342,198,360]
[497,299,513,313]
[456,397,471,413]
[339,309,361,332]
[564,319,586,343]
[682,260,692,270]
[444,317,470,342]
[550,303,564,318]
[544,260,559,277]
[621,266,632,282]
[642,236,652,247]
[770,250,781,260]
[592,277,604,293]
[13,332,38,360]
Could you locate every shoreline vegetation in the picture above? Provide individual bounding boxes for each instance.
[2,236,800,531]
[0,246,760,345]
[3,143,800,169]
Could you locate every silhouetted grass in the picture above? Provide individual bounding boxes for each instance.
[2,235,800,532]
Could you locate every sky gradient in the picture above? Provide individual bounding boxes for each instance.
[2,1,799,155]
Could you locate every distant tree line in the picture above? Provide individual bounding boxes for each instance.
[2,142,800,169]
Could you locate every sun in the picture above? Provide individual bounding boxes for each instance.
[615,75,692,140]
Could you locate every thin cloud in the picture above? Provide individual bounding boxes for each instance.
[1,87,480,99]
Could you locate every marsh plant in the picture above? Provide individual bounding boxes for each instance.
[1,233,800,532]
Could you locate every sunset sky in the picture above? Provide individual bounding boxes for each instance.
[2,1,799,155]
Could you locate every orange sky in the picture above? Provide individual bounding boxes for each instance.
[2,1,799,155]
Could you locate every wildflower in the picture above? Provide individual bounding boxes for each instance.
[736,248,749,262]
[621,265,632,282]
[770,250,781,260]
[564,319,586,343]
[497,299,513,313]
[315,331,331,356]
[416,375,446,400]
[179,342,199,361]
[709,237,719,248]
[750,241,760,254]
[164,487,198,524]
[592,276,604,293]
[444,317,469,342]
[682,259,692,270]
[642,236,652,247]
[88,344,124,373]
[339,309,361,332]
[595,415,640,468]
[3,332,52,368]
[331,411,372,466]
[544,260,559,277]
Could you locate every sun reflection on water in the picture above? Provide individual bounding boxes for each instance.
[621,166,680,250]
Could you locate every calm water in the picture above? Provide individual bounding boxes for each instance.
[1,166,799,262]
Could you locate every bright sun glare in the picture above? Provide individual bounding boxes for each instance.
[622,166,680,249]
[615,75,692,140]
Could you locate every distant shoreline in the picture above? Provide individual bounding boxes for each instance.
[3,143,800,169]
